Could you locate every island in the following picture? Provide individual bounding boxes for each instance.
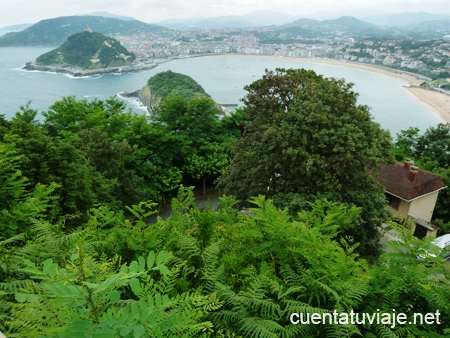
[23,30,156,76]
[120,70,215,115]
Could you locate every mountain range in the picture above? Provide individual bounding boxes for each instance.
[1,11,450,47]
[0,15,170,46]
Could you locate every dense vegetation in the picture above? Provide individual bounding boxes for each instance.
[36,31,136,69]
[217,68,393,260]
[0,69,449,337]
[146,70,210,100]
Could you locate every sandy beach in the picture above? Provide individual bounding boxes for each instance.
[224,54,450,123]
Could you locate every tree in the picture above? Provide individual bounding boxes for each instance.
[394,124,450,233]
[154,96,235,190]
[414,123,450,169]
[216,68,394,259]
[0,142,57,237]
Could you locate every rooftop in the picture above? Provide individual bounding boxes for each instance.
[379,161,446,201]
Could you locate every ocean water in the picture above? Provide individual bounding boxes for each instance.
[0,47,444,136]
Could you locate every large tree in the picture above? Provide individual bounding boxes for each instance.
[217,68,394,258]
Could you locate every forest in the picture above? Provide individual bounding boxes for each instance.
[0,68,449,337]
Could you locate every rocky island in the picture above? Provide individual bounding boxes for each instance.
[23,30,155,76]
[120,70,215,115]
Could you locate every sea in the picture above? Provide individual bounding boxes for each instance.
[0,47,444,137]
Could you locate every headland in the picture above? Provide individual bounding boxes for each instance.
[23,62,157,77]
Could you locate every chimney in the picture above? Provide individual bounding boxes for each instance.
[408,166,419,182]
[404,158,412,170]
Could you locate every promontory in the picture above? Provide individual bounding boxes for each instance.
[23,31,154,76]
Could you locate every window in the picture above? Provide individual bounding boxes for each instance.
[386,193,400,210]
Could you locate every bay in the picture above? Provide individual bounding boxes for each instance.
[0,47,443,136]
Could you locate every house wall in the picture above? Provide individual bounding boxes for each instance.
[408,191,440,223]
[386,191,440,224]
[386,198,410,221]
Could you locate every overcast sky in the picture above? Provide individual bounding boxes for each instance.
[2,0,450,27]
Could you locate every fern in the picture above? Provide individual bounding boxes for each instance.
[239,317,280,338]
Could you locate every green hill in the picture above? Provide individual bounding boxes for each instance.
[123,71,211,114]
[34,31,136,70]
[0,15,170,46]
[147,70,210,100]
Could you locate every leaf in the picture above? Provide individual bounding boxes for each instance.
[42,258,57,278]
[120,326,134,336]
[158,265,170,275]
[146,251,155,269]
[133,325,145,338]
[15,292,41,303]
[156,250,170,266]
[108,290,121,302]
[129,278,142,297]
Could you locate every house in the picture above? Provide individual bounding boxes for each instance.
[379,159,446,238]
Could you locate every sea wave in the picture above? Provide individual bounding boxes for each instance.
[14,66,103,79]
[117,92,148,113]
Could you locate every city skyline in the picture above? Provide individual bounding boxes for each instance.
[2,0,450,27]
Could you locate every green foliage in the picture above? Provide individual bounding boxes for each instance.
[36,31,135,69]
[209,197,371,337]
[359,223,450,337]
[1,184,449,337]
[217,68,394,259]
[3,63,450,337]
[0,213,221,337]
[154,96,236,187]
[147,70,210,100]
[0,142,58,237]
[4,249,219,337]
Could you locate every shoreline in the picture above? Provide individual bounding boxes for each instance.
[208,54,450,124]
[23,62,157,77]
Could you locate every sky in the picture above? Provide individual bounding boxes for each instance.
[2,0,450,27]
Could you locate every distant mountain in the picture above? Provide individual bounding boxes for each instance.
[0,23,32,37]
[25,31,136,74]
[159,10,295,29]
[0,15,170,46]
[363,12,450,27]
[87,11,136,21]
[403,19,450,39]
[278,16,407,39]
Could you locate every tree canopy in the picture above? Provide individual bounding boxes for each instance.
[217,68,394,258]
[147,70,210,100]
[1,71,449,337]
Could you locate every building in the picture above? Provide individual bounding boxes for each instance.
[379,159,446,238]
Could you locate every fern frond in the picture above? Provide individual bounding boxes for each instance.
[178,235,200,259]
[239,317,280,338]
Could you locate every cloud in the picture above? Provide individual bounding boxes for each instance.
[2,0,450,27]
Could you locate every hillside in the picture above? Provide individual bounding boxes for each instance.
[34,31,135,70]
[278,16,407,39]
[0,15,169,46]
[123,70,211,114]
[147,70,210,100]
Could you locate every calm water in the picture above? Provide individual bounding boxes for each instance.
[0,47,443,136]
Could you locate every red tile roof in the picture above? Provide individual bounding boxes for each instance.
[379,162,446,201]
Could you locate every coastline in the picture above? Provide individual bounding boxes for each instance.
[23,62,157,77]
[215,54,450,124]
